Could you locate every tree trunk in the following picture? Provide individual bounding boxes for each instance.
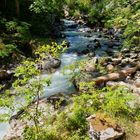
[15,0,20,17]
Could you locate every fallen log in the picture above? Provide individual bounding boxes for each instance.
[94,63,140,86]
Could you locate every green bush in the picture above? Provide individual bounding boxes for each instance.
[0,18,31,59]
[29,0,64,36]
[65,0,92,18]
[104,0,140,49]
[5,19,31,41]
[0,43,17,58]
[66,108,87,132]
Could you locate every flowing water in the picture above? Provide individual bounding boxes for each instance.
[0,19,118,139]
[42,19,112,97]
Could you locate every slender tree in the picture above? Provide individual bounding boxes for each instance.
[15,0,20,17]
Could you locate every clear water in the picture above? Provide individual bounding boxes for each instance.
[0,123,10,140]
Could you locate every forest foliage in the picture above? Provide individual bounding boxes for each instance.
[0,0,65,60]
[0,0,139,59]
[0,0,140,139]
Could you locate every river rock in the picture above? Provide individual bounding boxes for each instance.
[87,113,124,140]
[78,27,91,33]
[121,58,137,67]
[102,28,108,33]
[88,52,95,57]
[114,28,122,38]
[76,19,85,25]
[130,53,137,59]
[135,79,140,87]
[134,71,140,79]
[113,52,123,58]
[121,48,130,53]
[124,53,130,57]
[106,81,140,95]
[112,58,122,65]
[64,6,69,17]
[114,41,121,46]
[106,64,114,73]
[106,81,129,87]
[52,59,61,68]
[41,57,61,71]
[84,65,96,73]
[131,47,140,53]
[105,28,114,35]
[121,58,133,67]
[124,52,137,59]
[137,53,140,61]
[4,119,24,140]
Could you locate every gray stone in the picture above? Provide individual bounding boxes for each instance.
[106,64,114,73]
[112,58,122,65]
[78,27,91,33]
[41,57,61,70]
[130,53,137,59]
[135,79,140,87]
[121,48,130,53]
[100,128,123,140]
[87,114,124,140]
[120,58,136,67]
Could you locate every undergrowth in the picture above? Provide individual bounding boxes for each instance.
[24,84,140,140]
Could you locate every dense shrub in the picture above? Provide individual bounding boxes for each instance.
[0,18,31,58]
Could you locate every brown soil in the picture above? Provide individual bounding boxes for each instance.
[128,122,140,140]
[89,113,122,132]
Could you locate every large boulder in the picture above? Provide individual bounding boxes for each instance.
[121,58,137,67]
[41,57,61,71]
[87,113,124,140]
